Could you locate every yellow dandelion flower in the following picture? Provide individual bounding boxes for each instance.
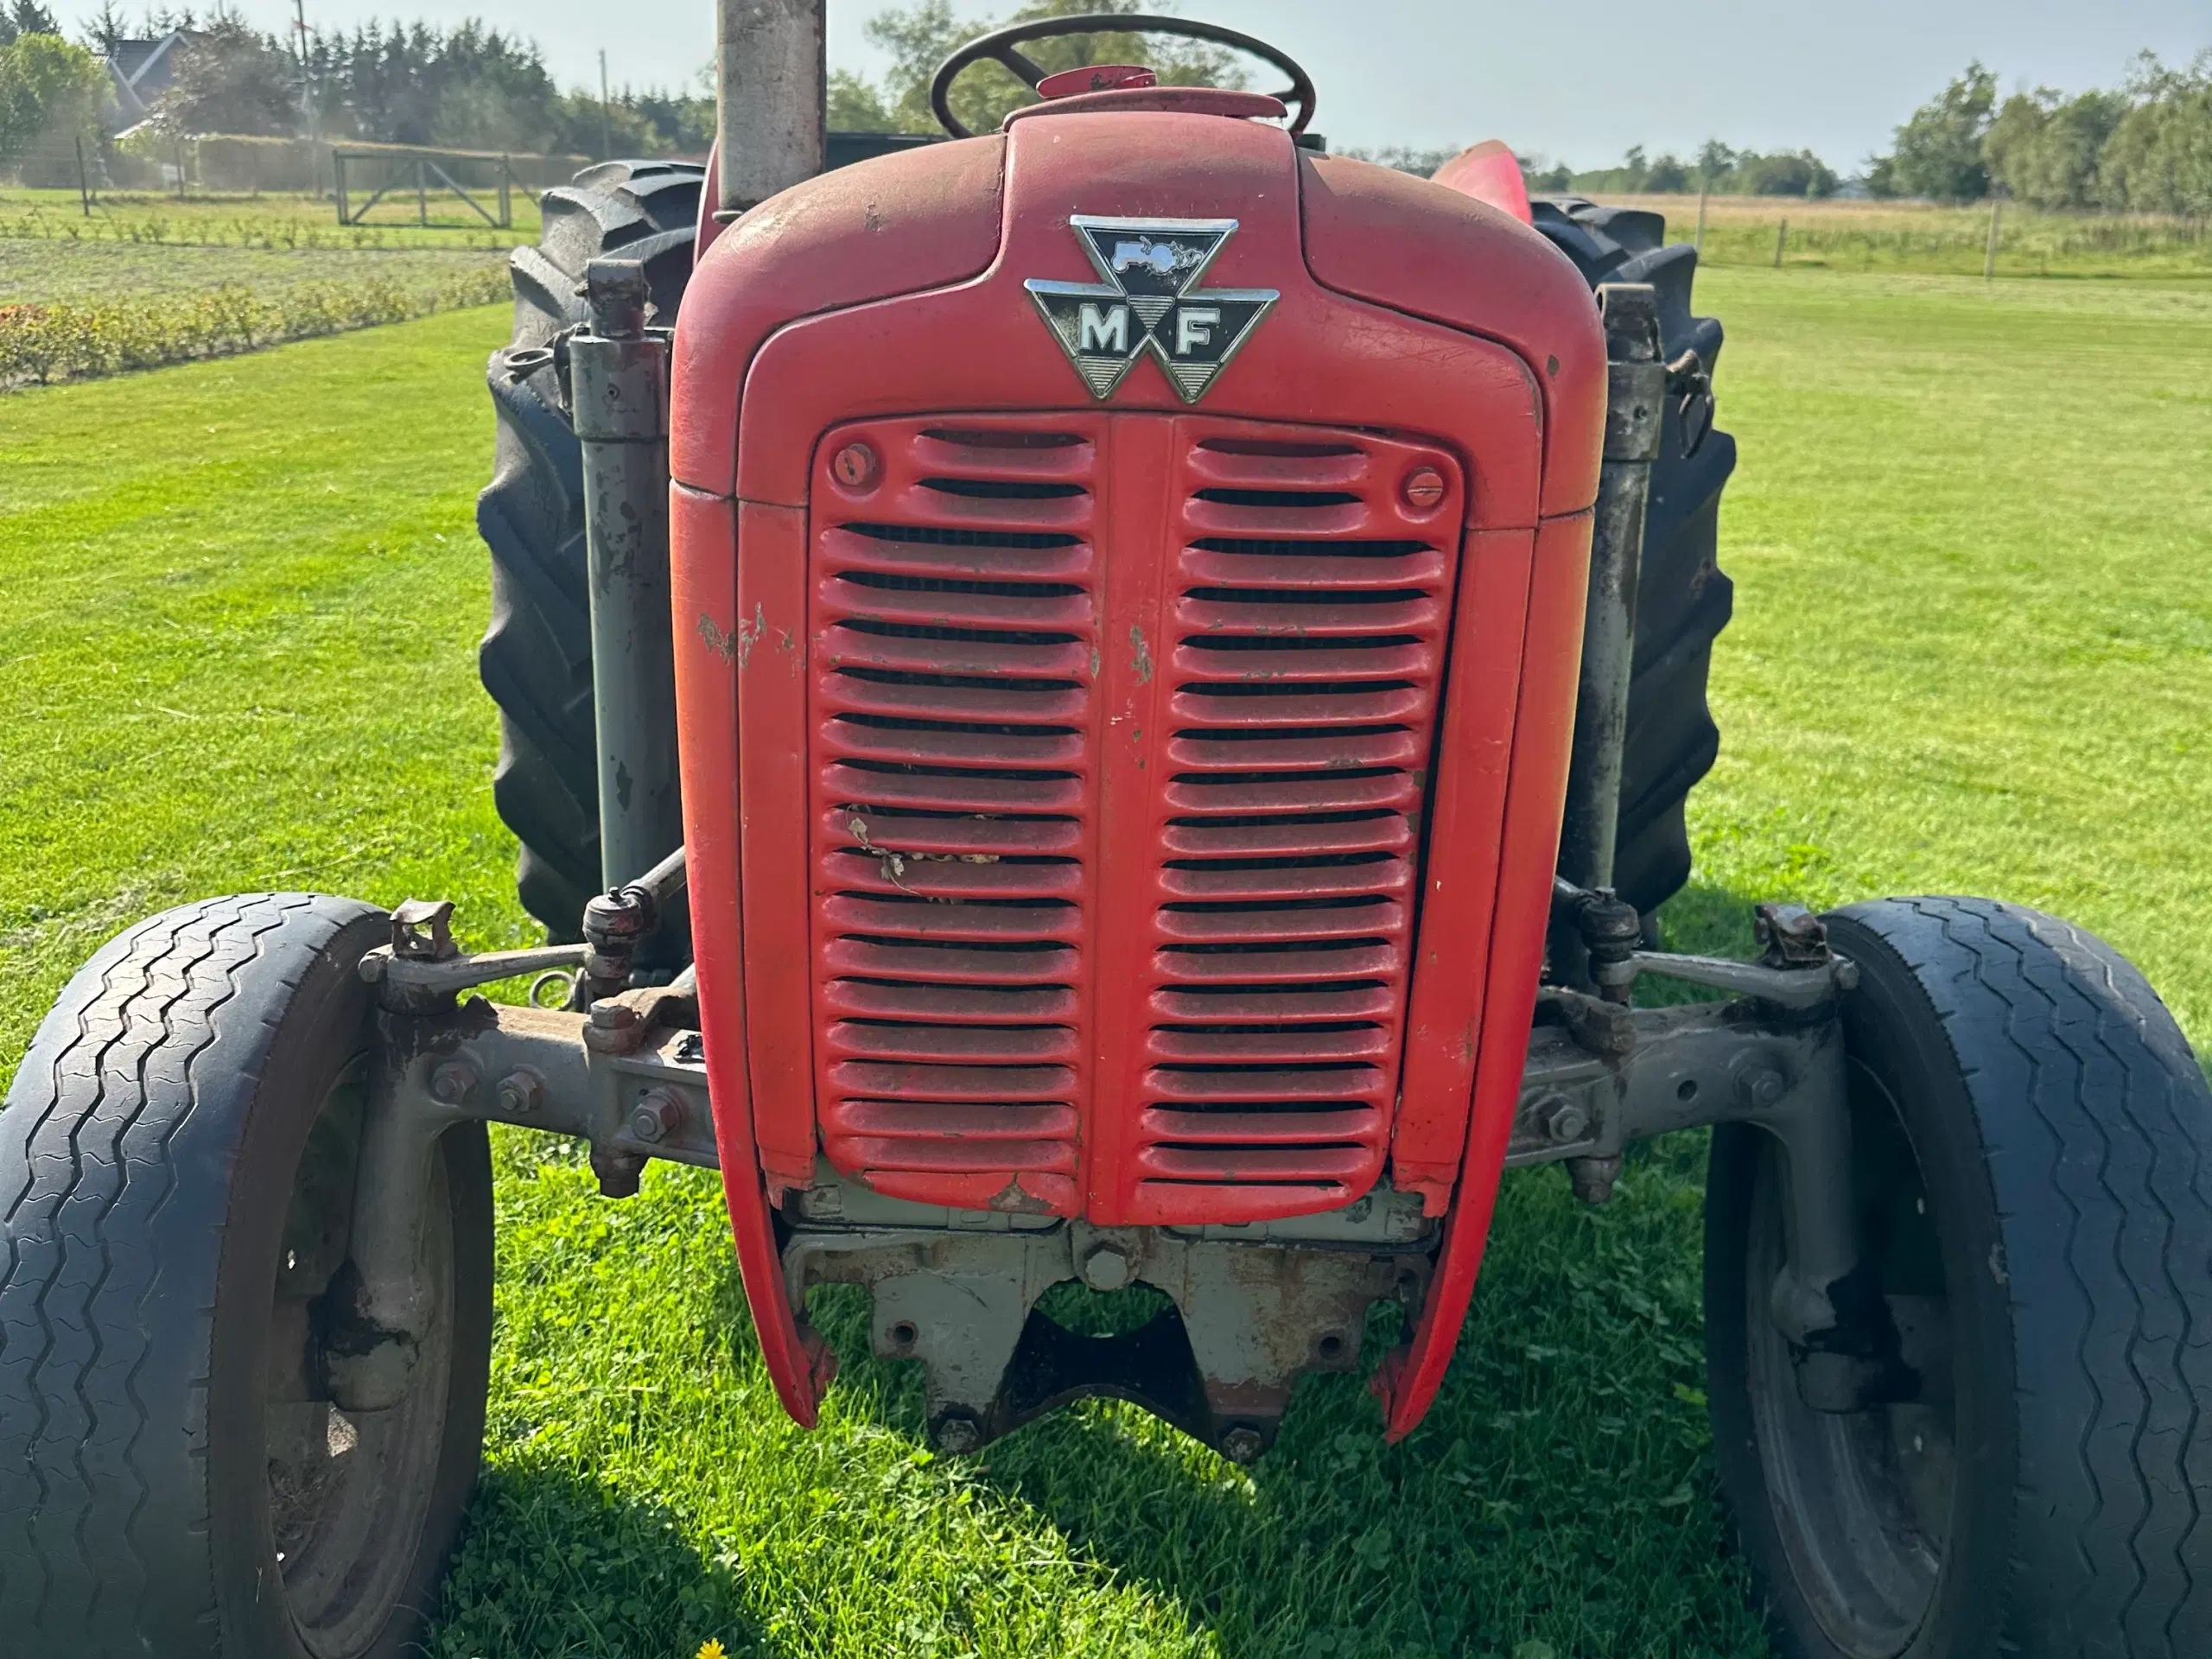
[696,1641,729,1659]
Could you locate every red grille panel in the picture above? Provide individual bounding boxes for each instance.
[810,419,1100,1213]
[809,414,1463,1222]
[1125,428,1462,1223]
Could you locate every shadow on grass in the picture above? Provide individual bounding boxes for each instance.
[431,1458,779,1659]
[794,879,1784,1659]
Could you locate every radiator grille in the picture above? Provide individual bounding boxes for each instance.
[809,415,1462,1221]
[1131,432,1457,1218]
[812,423,1097,1212]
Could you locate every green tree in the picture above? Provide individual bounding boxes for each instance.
[850,0,1244,137]
[1983,86,2126,208]
[2098,51,2212,215]
[0,29,105,180]
[1872,61,1997,199]
[0,3,60,47]
[1732,149,1838,197]
[152,14,300,137]
[1694,138,1736,182]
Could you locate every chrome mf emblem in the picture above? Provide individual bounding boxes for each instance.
[1026,215,1278,404]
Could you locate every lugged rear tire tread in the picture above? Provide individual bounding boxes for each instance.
[479,161,703,938]
[1531,196,1736,915]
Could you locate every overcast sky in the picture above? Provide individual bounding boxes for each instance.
[211,0,2207,170]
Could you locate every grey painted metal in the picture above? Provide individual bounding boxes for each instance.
[1557,283,1665,901]
[715,0,828,216]
[571,258,684,912]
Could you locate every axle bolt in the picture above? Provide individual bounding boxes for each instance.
[429,1060,477,1106]
[495,1069,543,1116]
[629,1090,685,1144]
[933,1413,983,1455]
[1221,1426,1264,1465]
[588,999,639,1031]
[1737,1065,1788,1112]
[1529,1090,1589,1145]
[1401,466,1446,511]
[831,442,880,490]
[1080,1241,1132,1291]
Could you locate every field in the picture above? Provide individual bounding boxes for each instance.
[0,185,542,250]
[0,238,506,305]
[1577,192,2212,280]
[3,264,2210,1657]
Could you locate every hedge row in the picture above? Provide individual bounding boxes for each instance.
[0,266,508,387]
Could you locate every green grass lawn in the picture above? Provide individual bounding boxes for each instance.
[2,266,2209,1659]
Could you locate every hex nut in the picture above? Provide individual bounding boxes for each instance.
[588,999,639,1031]
[629,1090,685,1144]
[932,1414,983,1455]
[1079,1241,1132,1292]
[495,1069,543,1116]
[1221,1426,1264,1465]
[1528,1090,1589,1145]
[429,1060,477,1106]
[1736,1065,1788,1112]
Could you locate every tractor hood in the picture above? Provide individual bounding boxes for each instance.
[671,106,1604,518]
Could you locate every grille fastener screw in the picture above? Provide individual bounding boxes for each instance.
[1221,1426,1264,1465]
[831,442,880,490]
[1402,466,1446,511]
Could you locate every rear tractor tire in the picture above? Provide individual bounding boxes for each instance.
[1705,897,2212,1658]
[479,160,705,938]
[1531,196,1736,918]
[0,894,493,1657]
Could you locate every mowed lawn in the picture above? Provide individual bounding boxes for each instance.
[2,266,2209,1659]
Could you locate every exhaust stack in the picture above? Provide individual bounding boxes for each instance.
[715,0,827,217]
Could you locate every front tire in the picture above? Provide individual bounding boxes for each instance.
[1705,896,2212,1657]
[0,893,493,1657]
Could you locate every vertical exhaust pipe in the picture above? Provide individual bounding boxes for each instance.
[716,0,828,218]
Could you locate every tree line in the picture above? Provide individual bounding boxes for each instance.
[1872,54,2212,211]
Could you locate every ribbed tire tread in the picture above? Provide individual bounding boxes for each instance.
[0,893,378,1649]
[1821,898,2212,1656]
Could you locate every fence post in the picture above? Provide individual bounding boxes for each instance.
[417,158,429,226]
[74,134,91,217]
[1984,196,2002,281]
[1772,218,1788,269]
[499,154,512,228]
[1694,181,1707,251]
[334,151,348,224]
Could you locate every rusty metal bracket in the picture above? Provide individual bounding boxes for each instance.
[783,1202,1427,1462]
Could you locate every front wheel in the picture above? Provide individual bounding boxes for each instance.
[0,893,493,1657]
[1705,896,2212,1658]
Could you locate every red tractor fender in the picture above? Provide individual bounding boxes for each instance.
[1429,139,1535,226]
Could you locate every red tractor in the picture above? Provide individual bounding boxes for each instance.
[5,10,2209,1657]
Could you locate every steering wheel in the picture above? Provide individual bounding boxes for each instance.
[929,12,1317,141]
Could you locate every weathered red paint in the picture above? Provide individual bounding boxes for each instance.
[670,481,830,1424]
[1380,508,1593,1440]
[669,99,1606,1433]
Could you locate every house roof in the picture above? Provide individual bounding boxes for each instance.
[104,30,198,127]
